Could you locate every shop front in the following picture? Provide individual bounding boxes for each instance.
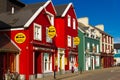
[33,46,55,78]
[0,34,20,79]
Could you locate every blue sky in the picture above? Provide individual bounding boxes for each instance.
[21,0,120,43]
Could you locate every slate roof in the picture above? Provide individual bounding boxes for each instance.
[0,2,45,29]
[78,22,89,33]
[114,43,120,49]
[94,27,112,37]
[0,34,19,52]
[55,4,68,17]
[0,21,11,29]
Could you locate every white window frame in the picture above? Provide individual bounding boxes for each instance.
[46,28,52,43]
[44,53,52,72]
[73,37,76,48]
[97,45,99,53]
[68,15,71,27]
[67,35,71,47]
[73,18,76,29]
[87,42,90,50]
[34,23,42,41]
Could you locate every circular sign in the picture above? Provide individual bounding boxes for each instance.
[74,37,80,45]
[15,33,26,44]
[48,26,56,38]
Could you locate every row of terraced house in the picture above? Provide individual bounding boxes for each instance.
[0,0,114,80]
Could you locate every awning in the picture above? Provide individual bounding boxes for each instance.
[0,34,20,53]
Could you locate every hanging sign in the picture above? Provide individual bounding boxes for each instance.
[73,37,80,45]
[48,26,56,38]
[14,33,26,44]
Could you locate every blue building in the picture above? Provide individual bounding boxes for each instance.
[114,43,120,65]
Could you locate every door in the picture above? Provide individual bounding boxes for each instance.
[0,54,4,79]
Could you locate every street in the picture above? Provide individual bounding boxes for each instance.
[61,67,120,80]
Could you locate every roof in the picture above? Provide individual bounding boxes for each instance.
[0,21,12,29]
[94,27,113,37]
[55,4,68,17]
[78,22,89,33]
[9,0,25,7]
[114,43,120,49]
[0,34,20,52]
[0,2,46,29]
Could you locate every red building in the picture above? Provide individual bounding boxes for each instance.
[95,25,114,68]
[0,0,56,80]
[54,3,78,73]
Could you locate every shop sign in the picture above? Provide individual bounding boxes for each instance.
[48,26,56,38]
[14,33,26,44]
[73,37,80,45]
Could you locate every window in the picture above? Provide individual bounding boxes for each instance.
[68,35,71,47]
[34,23,42,41]
[97,45,99,53]
[46,28,52,43]
[96,56,100,66]
[87,42,90,50]
[73,18,76,29]
[44,53,52,72]
[68,15,71,27]
[73,37,76,48]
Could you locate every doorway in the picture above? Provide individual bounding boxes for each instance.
[0,53,16,79]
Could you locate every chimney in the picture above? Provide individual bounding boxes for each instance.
[95,24,104,31]
[78,17,89,26]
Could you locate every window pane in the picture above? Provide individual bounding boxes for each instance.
[34,24,42,41]
[68,15,71,27]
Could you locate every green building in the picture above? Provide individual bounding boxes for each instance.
[78,17,101,71]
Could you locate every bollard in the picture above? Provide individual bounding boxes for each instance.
[71,66,74,73]
[54,69,56,79]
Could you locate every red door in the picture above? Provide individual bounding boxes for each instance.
[0,53,5,79]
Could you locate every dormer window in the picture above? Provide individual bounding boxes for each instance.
[12,7,15,14]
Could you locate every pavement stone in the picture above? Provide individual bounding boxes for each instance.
[36,67,120,80]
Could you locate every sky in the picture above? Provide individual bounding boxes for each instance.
[21,0,120,43]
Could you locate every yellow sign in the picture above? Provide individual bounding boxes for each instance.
[74,37,80,45]
[15,33,26,43]
[48,26,56,38]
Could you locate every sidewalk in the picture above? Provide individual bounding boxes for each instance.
[36,67,120,80]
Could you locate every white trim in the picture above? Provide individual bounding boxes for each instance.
[33,52,35,74]
[78,27,85,33]
[43,0,51,8]
[24,0,56,27]
[5,34,21,51]
[0,28,25,31]
[34,23,42,41]
[16,54,19,73]
[11,40,21,51]
[62,3,72,17]
[43,0,57,15]
[24,7,43,27]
